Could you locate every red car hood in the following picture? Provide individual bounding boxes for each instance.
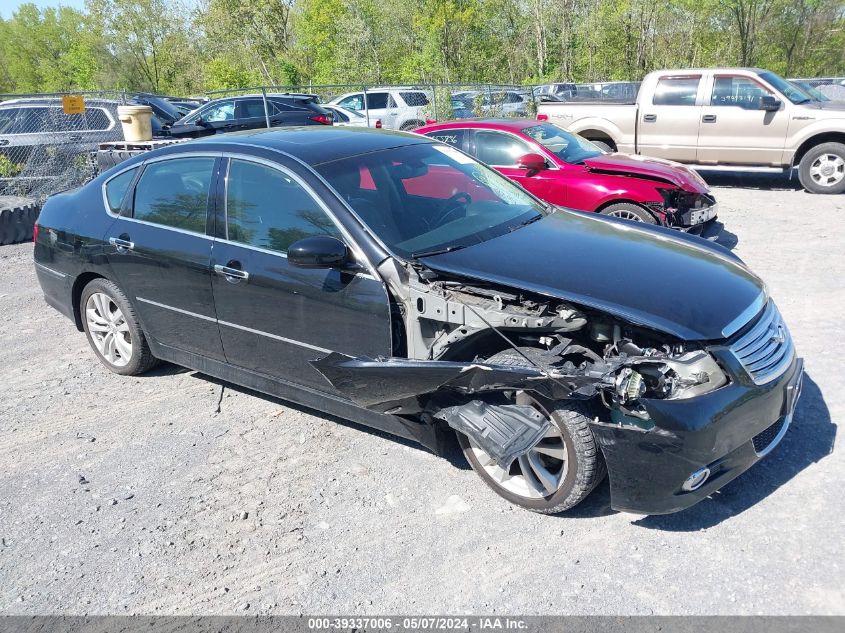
[583,153,710,193]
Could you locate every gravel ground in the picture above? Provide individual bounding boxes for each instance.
[0,173,843,616]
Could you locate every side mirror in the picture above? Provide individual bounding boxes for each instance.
[759,95,781,111]
[288,235,350,269]
[517,152,547,172]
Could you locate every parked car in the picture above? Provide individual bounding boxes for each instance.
[534,83,578,101]
[416,119,719,236]
[129,94,185,125]
[0,97,124,195]
[451,90,530,117]
[329,88,430,130]
[322,104,381,128]
[451,95,478,119]
[167,93,333,139]
[539,67,845,194]
[34,126,803,516]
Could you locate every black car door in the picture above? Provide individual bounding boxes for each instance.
[170,100,237,138]
[102,154,226,360]
[209,155,392,392]
[233,98,279,131]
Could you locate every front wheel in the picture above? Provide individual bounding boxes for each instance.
[81,278,158,376]
[457,350,606,513]
[599,202,656,224]
[798,142,845,194]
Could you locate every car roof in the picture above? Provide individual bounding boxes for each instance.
[417,118,539,133]
[182,126,432,166]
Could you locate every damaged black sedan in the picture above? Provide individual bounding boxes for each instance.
[34,127,803,515]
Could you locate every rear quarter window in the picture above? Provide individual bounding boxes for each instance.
[104,167,138,215]
[400,92,429,107]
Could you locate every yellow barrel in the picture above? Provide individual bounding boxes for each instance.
[116,105,153,142]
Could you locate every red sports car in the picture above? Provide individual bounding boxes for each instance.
[415,119,720,236]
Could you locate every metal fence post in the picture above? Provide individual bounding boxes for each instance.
[430,84,437,121]
[363,85,370,127]
[261,88,271,129]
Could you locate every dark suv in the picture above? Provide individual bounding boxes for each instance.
[167,93,333,138]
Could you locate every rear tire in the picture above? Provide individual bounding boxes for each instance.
[458,348,606,514]
[80,278,158,376]
[599,202,656,224]
[798,142,845,194]
[0,197,38,246]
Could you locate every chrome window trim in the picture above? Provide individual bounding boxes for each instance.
[220,152,380,280]
[136,296,332,354]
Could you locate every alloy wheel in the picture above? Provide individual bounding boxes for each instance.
[809,153,845,188]
[85,292,132,367]
[466,395,569,499]
[607,209,644,222]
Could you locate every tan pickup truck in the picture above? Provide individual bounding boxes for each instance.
[538,68,845,194]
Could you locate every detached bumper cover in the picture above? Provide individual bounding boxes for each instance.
[591,355,803,515]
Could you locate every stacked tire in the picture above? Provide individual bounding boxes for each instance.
[0,197,39,246]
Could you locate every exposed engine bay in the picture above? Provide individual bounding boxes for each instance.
[312,258,728,468]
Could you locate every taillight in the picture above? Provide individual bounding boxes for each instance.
[33,223,39,243]
[310,114,332,125]
[375,120,382,129]
[537,114,549,121]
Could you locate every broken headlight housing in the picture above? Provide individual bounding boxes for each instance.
[614,350,728,403]
[661,351,728,400]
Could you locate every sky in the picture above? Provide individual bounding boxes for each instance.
[0,0,87,19]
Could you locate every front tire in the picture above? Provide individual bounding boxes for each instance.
[80,278,158,376]
[599,202,656,224]
[798,142,845,194]
[457,349,606,514]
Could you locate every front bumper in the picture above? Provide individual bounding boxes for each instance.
[683,217,723,241]
[590,355,803,515]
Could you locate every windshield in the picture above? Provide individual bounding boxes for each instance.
[521,123,604,163]
[316,143,547,259]
[759,71,813,104]
[791,81,828,102]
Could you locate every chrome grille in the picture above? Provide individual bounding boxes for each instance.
[730,301,794,385]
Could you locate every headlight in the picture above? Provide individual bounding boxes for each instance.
[663,351,728,400]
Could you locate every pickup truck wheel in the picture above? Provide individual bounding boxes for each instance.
[799,142,845,194]
[81,278,158,376]
[457,349,606,514]
[599,202,656,224]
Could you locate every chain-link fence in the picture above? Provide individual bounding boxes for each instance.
[206,83,536,131]
[0,90,135,201]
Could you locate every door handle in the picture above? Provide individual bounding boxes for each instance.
[702,114,717,123]
[214,264,249,282]
[108,237,134,251]
[643,114,657,122]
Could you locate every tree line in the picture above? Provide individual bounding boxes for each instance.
[1,0,843,96]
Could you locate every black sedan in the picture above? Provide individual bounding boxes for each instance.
[33,127,803,515]
[167,93,333,138]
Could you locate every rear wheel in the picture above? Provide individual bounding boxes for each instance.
[599,202,656,224]
[458,349,606,513]
[798,142,845,194]
[81,278,158,376]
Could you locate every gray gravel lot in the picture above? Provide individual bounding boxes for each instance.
[0,172,843,615]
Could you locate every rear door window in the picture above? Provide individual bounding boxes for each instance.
[132,157,215,233]
[472,131,533,167]
[225,159,341,253]
[238,99,278,119]
[652,77,701,106]
[364,93,389,109]
[423,129,466,150]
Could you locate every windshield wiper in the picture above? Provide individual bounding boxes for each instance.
[509,214,544,232]
[411,244,468,259]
